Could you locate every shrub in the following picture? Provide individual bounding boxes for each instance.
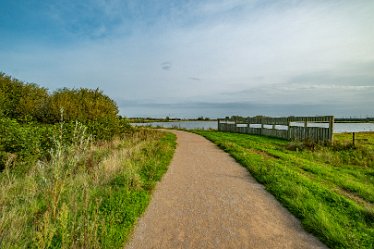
[0,118,42,170]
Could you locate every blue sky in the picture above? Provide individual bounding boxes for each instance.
[1,0,374,118]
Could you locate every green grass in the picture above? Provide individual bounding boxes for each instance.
[0,127,176,248]
[195,130,374,249]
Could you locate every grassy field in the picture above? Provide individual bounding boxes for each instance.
[0,127,176,248]
[195,130,374,249]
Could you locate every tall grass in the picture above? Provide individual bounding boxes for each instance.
[0,124,176,248]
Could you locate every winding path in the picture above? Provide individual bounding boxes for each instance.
[125,130,327,249]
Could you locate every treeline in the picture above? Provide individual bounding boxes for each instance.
[0,72,129,170]
[1,72,120,123]
[335,117,374,122]
[129,116,213,123]
[223,115,265,121]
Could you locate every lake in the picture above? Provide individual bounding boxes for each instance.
[132,121,374,133]
[132,121,218,130]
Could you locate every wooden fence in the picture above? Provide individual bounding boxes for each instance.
[218,116,334,142]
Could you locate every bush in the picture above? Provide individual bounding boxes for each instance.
[0,116,133,172]
[0,118,42,170]
[45,88,119,124]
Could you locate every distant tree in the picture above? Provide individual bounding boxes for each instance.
[230,115,246,121]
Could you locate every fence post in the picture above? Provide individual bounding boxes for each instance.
[329,116,334,142]
[247,118,250,134]
[232,117,234,133]
[217,119,220,131]
[260,116,264,135]
[352,132,355,147]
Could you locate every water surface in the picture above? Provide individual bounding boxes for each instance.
[132,121,374,133]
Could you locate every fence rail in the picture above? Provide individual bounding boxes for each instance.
[218,116,334,142]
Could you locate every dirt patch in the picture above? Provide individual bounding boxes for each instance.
[246,148,279,160]
[337,188,374,210]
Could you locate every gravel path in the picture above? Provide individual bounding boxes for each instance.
[125,130,327,249]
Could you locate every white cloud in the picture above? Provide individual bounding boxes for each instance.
[1,0,374,117]
[276,84,374,91]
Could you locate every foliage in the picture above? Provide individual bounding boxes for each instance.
[0,72,174,248]
[223,115,266,121]
[0,72,133,171]
[0,72,125,139]
[0,128,176,248]
[197,116,211,121]
[0,117,49,171]
[45,88,118,124]
[0,73,119,124]
[195,130,374,249]
[0,72,49,121]
[0,117,134,171]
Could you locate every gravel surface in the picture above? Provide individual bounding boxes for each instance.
[125,130,327,249]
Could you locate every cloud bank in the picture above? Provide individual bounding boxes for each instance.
[0,0,373,117]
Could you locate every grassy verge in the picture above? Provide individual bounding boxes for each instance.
[195,130,374,249]
[0,126,176,248]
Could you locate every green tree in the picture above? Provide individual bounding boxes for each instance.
[0,73,48,122]
[47,88,119,123]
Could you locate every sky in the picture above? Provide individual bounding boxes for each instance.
[1,0,374,118]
